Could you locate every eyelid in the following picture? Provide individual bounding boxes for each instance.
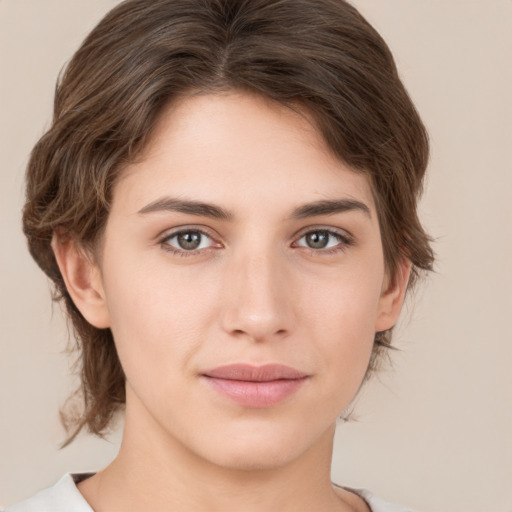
[157,223,220,241]
[292,224,354,242]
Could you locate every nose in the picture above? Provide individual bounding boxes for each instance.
[220,250,294,343]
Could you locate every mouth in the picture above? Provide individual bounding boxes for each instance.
[201,363,309,408]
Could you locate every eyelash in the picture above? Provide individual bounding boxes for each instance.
[158,227,354,257]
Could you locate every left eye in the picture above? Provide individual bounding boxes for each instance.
[295,230,345,250]
[163,230,214,251]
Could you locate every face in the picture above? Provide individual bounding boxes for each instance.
[65,92,407,471]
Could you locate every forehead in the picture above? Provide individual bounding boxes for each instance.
[115,91,376,216]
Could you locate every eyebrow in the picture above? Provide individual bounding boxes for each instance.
[138,197,233,219]
[137,197,371,220]
[290,199,371,219]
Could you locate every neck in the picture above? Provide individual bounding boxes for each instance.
[78,393,359,512]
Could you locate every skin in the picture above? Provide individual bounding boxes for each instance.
[53,91,410,512]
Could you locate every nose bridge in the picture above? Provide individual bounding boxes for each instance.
[221,242,292,341]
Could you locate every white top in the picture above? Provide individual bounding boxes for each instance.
[4,473,415,512]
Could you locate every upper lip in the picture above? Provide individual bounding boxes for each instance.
[202,364,308,382]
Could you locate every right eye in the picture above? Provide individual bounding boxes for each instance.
[161,229,217,253]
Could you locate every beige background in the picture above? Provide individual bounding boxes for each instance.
[1,1,511,511]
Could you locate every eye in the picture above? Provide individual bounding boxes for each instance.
[295,229,350,251]
[161,229,216,253]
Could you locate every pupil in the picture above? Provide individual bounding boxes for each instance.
[306,231,329,249]
[178,232,201,250]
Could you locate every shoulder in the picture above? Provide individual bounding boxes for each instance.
[353,488,418,512]
[5,476,418,512]
[335,483,417,512]
[4,474,94,512]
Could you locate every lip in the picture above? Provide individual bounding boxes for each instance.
[201,364,309,408]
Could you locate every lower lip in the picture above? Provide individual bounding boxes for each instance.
[203,376,308,408]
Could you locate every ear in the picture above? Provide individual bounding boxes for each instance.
[51,232,111,329]
[374,258,412,333]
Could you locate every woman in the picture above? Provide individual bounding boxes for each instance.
[6,0,433,510]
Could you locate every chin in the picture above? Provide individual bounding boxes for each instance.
[192,420,331,472]
[207,445,301,472]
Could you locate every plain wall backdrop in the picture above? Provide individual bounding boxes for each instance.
[1,1,511,511]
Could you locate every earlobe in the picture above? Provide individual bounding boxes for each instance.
[375,259,411,333]
[51,232,111,329]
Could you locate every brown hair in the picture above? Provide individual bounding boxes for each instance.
[23,0,434,444]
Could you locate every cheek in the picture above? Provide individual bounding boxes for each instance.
[304,259,383,337]
[301,262,384,384]
[100,252,221,384]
